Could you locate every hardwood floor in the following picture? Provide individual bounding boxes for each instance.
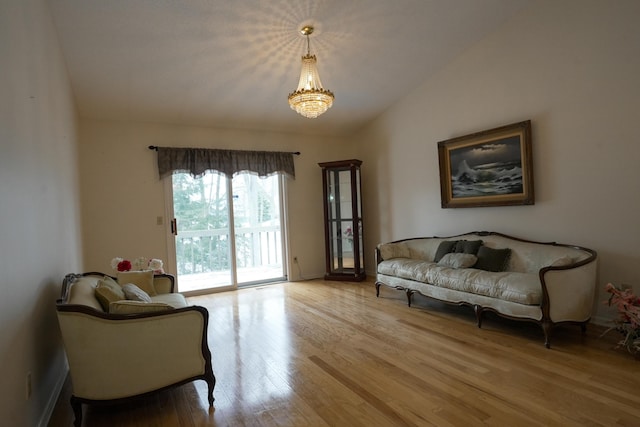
[49,279,640,426]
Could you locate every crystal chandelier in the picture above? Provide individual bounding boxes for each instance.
[288,26,334,119]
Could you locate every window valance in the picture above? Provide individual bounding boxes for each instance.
[154,147,297,180]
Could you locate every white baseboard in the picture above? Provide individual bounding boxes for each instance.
[39,362,69,427]
[591,315,612,327]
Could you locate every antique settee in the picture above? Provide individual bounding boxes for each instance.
[375,232,598,347]
[56,271,216,426]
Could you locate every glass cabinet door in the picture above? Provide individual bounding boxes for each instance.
[319,159,365,281]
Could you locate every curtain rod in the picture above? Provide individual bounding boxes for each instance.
[148,145,300,155]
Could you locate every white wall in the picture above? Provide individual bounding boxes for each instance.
[356,0,640,323]
[0,0,81,425]
[79,119,354,283]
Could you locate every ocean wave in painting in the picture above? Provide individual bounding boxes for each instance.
[452,159,523,197]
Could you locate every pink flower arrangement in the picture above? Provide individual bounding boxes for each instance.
[603,283,640,356]
[111,257,164,274]
[344,226,353,242]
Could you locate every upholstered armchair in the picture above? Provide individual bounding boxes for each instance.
[56,272,215,426]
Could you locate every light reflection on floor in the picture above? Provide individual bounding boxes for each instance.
[189,285,293,413]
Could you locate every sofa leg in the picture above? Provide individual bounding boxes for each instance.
[203,361,216,406]
[206,373,216,406]
[473,305,483,328]
[542,320,553,349]
[70,396,82,427]
[375,282,381,297]
[406,289,414,307]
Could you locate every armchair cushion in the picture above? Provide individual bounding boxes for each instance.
[109,300,173,314]
[117,270,156,296]
[151,292,189,308]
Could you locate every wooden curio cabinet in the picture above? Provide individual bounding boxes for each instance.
[319,159,365,282]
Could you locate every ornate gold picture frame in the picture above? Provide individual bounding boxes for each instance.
[438,120,534,208]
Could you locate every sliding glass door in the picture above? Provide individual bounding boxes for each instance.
[168,171,286,293]
[232,173,285,284]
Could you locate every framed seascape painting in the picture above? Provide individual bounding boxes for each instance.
[437,120,534,208]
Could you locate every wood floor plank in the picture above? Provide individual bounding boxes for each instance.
[308,355,416,427]
[49,279,640,426]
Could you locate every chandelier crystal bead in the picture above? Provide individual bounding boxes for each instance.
[288,26,334,119]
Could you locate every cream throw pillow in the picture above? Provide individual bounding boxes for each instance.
[117,270,156,296]
[94,276,125,311]
[121,283,152,302]
[437,253,478,269]
[109,301,173,314]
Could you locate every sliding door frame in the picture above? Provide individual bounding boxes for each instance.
[163,173,288,296]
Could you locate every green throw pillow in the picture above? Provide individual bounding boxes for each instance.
[94,276,126,311]
[474,246,511,272]
[454,240,483,255]
[434,240,458,262]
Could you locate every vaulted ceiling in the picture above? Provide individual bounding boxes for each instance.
[48,0,531,136]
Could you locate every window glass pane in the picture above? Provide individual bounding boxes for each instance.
[232,173,285,285]
[172,172,232,291]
